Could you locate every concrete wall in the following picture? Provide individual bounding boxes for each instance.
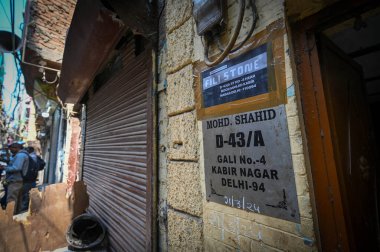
[158,0,317,251]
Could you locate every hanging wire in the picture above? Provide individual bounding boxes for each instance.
[203,0,245,66]
[0,0,31,132]
[42,70,60,84]
[10,0,16,53]
[0,1,11,25]
[7,61,20,113]
[3,75,56,101]
[230,0,257,53]
[10,52,23,120]
[202,0,258,66]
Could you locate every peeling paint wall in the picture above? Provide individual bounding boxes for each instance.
[62,104,82,195]
[158,0,317,251]
[0,182,88,252]
[65,116,81,194]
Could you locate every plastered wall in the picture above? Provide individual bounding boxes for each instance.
[158,0,317,251]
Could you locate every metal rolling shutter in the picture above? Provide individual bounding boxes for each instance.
[83,41,152,251]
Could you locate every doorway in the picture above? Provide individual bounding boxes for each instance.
[291,3,380,251]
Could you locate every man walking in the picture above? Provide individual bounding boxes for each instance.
[0,143,28,214]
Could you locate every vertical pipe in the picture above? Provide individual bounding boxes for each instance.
[78,104,87,181]
[47,108,62,184]
[56,106,67,182]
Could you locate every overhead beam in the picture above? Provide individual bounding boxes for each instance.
[58,0,125,104]
[348,43,380,58]
[106,0,156,39]
[365,75,380,82]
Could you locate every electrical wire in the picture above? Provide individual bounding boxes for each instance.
[2,51,23,125]
[0,0,30,133]
[3,76,56,101]
[10,53,22,120]
[203,0,258,66]
[10,0,16,53]
[1,1,29,124]
[42,70,59,84]
[158,0,165,21]
[3,49,52,128]
[230,0,257,53]
[203,0,245,66]
[0,1,11,25]
[7,67,19,113]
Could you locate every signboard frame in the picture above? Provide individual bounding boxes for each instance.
[194,19,287,120]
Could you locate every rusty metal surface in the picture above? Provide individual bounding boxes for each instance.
[106,0,156,37]
[0,182,88,252]
[67,118,81,195]
[58,0,125,104]
[83,42,151,251]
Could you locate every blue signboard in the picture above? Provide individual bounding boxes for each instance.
[201,44,268,107]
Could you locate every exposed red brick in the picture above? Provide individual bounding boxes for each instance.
[26,0,76,63]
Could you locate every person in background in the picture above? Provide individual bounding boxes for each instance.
[21,146,38,212]
[0,168,6,210]
[26,147,37,162]
[0,143,28,214]
[0,146,10,210]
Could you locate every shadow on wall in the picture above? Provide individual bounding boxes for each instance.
[0,182,89,251]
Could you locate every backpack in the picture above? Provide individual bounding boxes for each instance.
[36,156,46,171]
[22,155,39,182]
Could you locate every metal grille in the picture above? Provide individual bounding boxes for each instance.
[83,42,151,251]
